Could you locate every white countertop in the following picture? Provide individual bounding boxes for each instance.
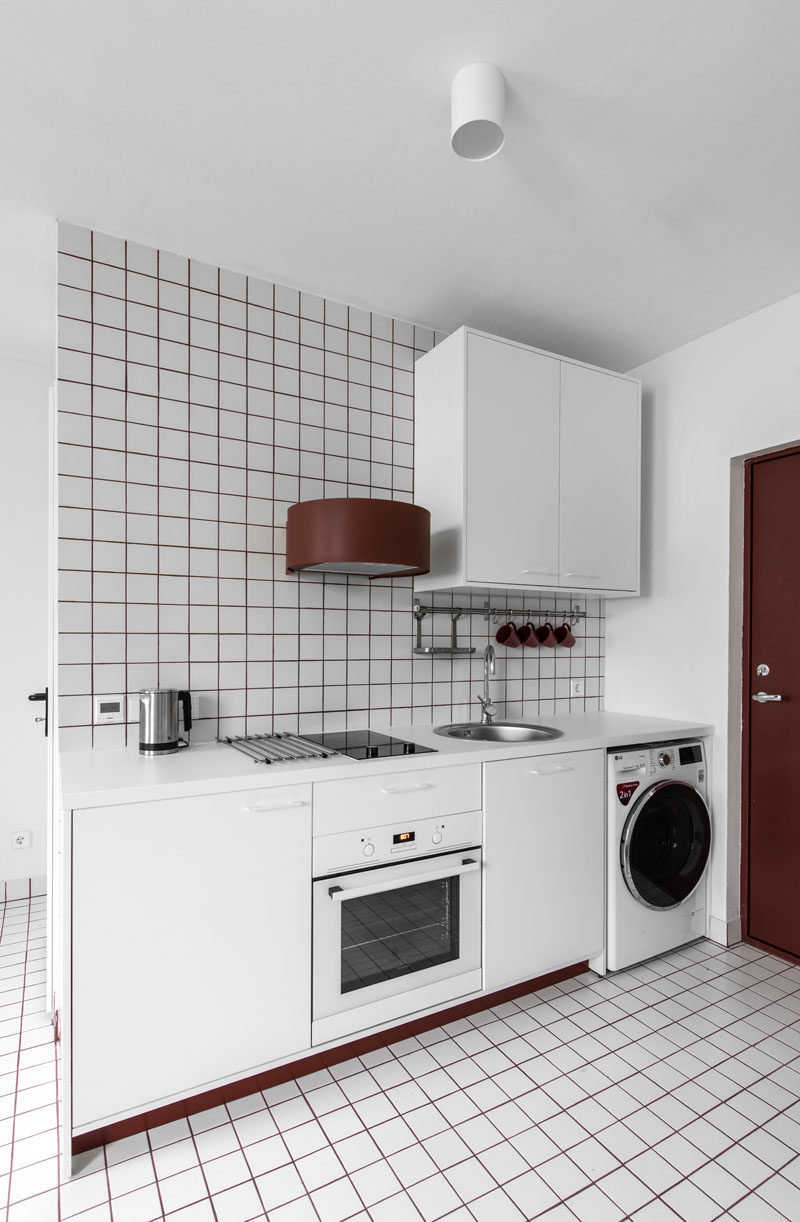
[60,711,713,810]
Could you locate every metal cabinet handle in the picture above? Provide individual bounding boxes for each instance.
[380,782,434,795]
[520,570,557,576]
[245,799,310,812]
[752,691,783,703]
[529,765,574,775]
[564,573,600,580]
[329,858,479,902]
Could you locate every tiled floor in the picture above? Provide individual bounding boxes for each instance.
[4,899,800,1220]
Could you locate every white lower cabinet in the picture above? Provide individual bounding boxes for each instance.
[483,751,605,992]
[70,784,312,1129]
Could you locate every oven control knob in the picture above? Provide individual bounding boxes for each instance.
[363,841,375,857]
[432,831,443,845]
[658,751,671,767]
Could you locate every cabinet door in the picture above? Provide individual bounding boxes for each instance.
[483,751,604,991]
[559,363,640,592]
[71,785,311,1128]
[465,333,560,587]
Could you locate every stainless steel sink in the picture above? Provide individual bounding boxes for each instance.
[434,721,563,743]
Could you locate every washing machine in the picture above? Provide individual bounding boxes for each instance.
[605,740,711,972]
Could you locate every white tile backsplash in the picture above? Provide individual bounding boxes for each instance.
[57,225,605,745]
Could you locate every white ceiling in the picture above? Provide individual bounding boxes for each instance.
[3,0,800,370]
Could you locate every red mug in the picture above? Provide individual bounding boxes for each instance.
[496,621,521,647]
[535,621,558,647]
[555,622,576,648]
[518,622,539,647]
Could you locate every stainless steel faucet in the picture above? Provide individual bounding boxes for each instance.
[476,645,497,724]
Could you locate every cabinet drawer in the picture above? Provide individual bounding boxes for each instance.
[233,784,312,816]
[314,764,481,835]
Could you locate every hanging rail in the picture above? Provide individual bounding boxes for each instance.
[413,606,476,656]
[413,599,586,627]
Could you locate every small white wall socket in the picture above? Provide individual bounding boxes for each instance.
[11,831,31,850]
[93,695,124,724]
[571,680,585,697]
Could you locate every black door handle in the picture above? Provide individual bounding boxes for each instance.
[28,688,48,737]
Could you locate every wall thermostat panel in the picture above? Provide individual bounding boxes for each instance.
[93,696,124,724]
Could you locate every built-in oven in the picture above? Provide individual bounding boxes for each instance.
[312,808,482,1045]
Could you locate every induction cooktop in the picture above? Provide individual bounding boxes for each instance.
[303,729,436,760]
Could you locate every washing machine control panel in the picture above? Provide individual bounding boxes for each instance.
[611,742,706,804]
[613,748,673,778]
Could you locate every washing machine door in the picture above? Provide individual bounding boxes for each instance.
[621,780,711,911]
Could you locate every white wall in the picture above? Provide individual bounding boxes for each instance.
[606,290,800,941]
[0,211,56,886]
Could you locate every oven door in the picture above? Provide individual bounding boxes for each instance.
[312,847,482,1045]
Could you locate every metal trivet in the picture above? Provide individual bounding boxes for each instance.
[218,732,340,765]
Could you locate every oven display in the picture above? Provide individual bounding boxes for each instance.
[393,831,415,845]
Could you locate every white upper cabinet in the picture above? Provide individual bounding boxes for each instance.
[414,327,640,597]
[558,362,640,592]
[466,334,560,587]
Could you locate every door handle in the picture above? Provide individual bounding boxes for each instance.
[28,689,48,737]
[529,764,574,775]
[752,691,783,703]
[328,858,479,902]
[563,573,601,580]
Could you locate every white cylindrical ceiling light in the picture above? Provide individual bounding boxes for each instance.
[451,62,506,160]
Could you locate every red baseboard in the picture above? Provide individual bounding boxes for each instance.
[72,960,588,1156]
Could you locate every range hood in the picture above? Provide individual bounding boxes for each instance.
[286,498,430,579]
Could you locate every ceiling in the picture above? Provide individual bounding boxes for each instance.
[3,0,800,370]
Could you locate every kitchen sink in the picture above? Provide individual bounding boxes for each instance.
[435,721,563,743]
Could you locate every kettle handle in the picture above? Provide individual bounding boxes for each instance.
[178,690,192,734]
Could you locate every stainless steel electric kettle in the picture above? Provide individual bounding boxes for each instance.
[139,689,192,756]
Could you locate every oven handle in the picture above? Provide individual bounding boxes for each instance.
[328,857,480,902]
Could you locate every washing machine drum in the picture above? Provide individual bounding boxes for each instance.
[621,780,711,911]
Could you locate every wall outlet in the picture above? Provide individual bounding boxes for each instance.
[570,680,584,697]
[11,831,31,850]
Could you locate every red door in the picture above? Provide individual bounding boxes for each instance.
[745,448,800,958]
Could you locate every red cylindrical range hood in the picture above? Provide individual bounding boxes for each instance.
[286,498,430,578]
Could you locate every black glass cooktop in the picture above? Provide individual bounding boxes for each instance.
[304,729,436,761]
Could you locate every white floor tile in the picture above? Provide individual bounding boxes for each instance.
[157,1166,209,1214]
[503,1167,559,1218]
[7,905,800,1222]
[567,1183,626,1222]
[309,1175,364,1222]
